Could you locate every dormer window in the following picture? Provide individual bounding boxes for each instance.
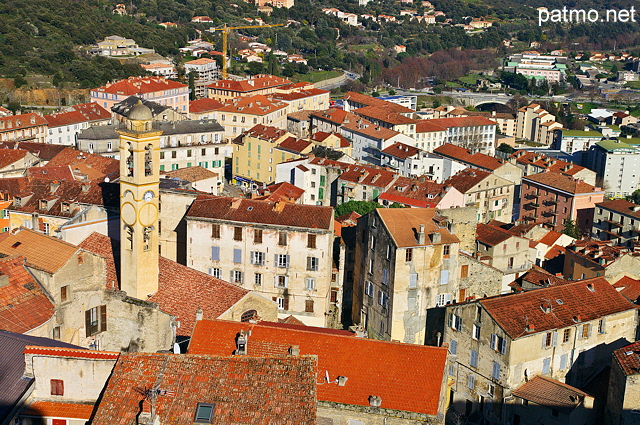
[39,199,47,210]
[14,197,21,207]
[61,202,70,213]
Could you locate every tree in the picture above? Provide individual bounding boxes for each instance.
[247,61,265,76]
[335,200,382,217]
[497,143,514,154]
[562,218,581,239]
[627,189,640,204]
[188,71,196,101]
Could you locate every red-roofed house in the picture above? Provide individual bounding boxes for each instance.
[340,117,415,165]
[444,277,636,421]
[434,143,523,184]
[207,74,292,101]
[0,113,48,144]
[0,148,39,177]
[377,175,464,209]
[189,98,225,120]
[217,94,288,140]
[613,275,640,304]
[380,141,456,181]
[189,319,449,422]
[269,87,330,113]
[337,163,398,203]
[311,131,352,156]
[254,181,305,203]
[423,116,498,155]
[475,222,531,272]
[608,340,640,424]
[45,102,111,146]
[509,150,596,186]
[184,58,219,98]
[90,76,190,113]
[185,195,336,327]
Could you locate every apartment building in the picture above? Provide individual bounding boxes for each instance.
[516,103,561,144]
[475,222,532,273]
[607,341,640,425]
[554,129,603,164]
[216,95,288,141]
[380,142,455,180]
[415,119,447,151]
[185,195,337,327]
[352,208,460,344]
[444,278,636,422]
[0,113,48,144]
[510,150,597,186]
[587,140,640,198]
[269,88,330,113]
[520,171,604,233]
[184,58,219,98]
[44,103,111,146]
[90,76,190,113]
[207,75,291,101]
[426,117,497,155]
[591,199,640,246]
[377,176,465,209]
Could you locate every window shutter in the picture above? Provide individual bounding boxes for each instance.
[305,300,314,312]
[230,270,235,281]
[440,270,449,285]
[274,254,279,266]
[284,276,289,287]
[447,313,453,328]
[500,338,507,355]
[560,354,568,370]
[493,362,500,380]
[307,257,312,270]
[409,273,418,288]
[250,251,255,264]
[85,309,91,337]
[274,276,279,287]
[100,305,107,332]
[490,334,497,350]
[542,334,547,348]
[588,323,593,338]
[211,246,220,261]
[552,331,558,347]
[601,319,606,333]
[283,297,289,310]
[542,357,551,374]
[233,249,242,263]
[286,255,290,268]
[450,339,457,355]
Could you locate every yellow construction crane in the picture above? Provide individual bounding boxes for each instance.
[210,23,284,79]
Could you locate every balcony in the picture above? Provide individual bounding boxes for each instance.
[603,220,623,228]
[543,199,557,206]
[525,193,539,200]
[542,210,557,218]
[525,202,540,209]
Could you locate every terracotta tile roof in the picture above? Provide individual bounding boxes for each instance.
[537,230,563,246]
[480,277,635,339]
[185,58,216,65]
[335,211,361,226]
[259,319,354,336]
[277,136,312,153]
[310,108,360,126]
[476,223,517,246]
[596,199,640,219]
[339,164,397,188]
[47,147,119,181]
[0,229,79,274]
[567,240,627,268]
[189,98,224,113]
[186,195,334,230]
[45,103,110,127]
[256,181,304,203]
[524,171,600,194]
[378,176,449,208]
[91,353,317,425]
[544,244,565,260]
[613,340,640,375]
[341,119,400,140]
[0,142,66,161]
[27,165,75,181]
[79,232,250,336]
[353,106,417,125]
[277,314,306,326]
[434,143,503,171]
[376,208,459,247]
[519,265,568,287]
[207,75,291,92]
[163,166,218,182]
[381,142,420,159]
[242,123,287,142]
[93,76,187,95]
[416,120,447,133]
[311,131,350,148]
[613,276,640,303]
[343,91,414,114]
[288,109,319,121]
[0,113,48,131]
[0,149,29,169]
[426,116,497,128]
[22,401,95,420]
[23,345,119,359]
[189,319,448,415]
[510,151,587,176]
[0,256,55,333]
[269,88,329,102]
[308,156,352,169]
[512,376,590,412]
[444,168,491,194]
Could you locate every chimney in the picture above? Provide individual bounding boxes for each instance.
[288,345,300,356]
[418,224,425,244]
[235,330,250,355]
[273,200,286,212]
[195,308,204,321]
[81,183,91,193]
[369,395,382,408]
[492,110,496,117]
[430,232,441,244]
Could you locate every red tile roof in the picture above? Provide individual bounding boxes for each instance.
[381,142,420,159]
[0,149,29,169]
[343,91,414,114]
[524,172,600,194]
[416,120,447,133]
[189,98,224,113]
[339,164,397,188]
[93,77,187,95]
[311,131,350,148]
[538,230,564,246]
[208,75,291,92]
[0,230,80,274]
[78,232,250,336]
[0,142,66,161]
[476,222,517,246]
[256,181,304,203]
[26,166,75,181]
[510,151,588,176]
[335,211,361,226]
[353,106,417,125]
[613,340,640,375]
[22,401,95,420]
[47,147,119,181]
[512,376,590,412]
[0,256,55,333]
[613,275,640,303]
[444,168,491,194]
[481,277,634,339]
[186,195,334,230]
[434,143,503,171]
[45,103,110,127]
[376,208,459,247]
[310,108,360,126]
[596,199,640,219]
[242,123,287,142]
[277,136,312,153]
[189,319,448,416]
[91,353,317,425]
[519,265,568,287]
[269,88,329,102]
[341,119,400,140]
[378,176,449,208]
[23,345,119,360]
[163,166,218,182]
[0,113,48,131]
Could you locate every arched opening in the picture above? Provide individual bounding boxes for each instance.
[144,144,153,177]
[126,143,134,177]
[240,309,258,322]
[125,225,134,250]
[143,225,154,251]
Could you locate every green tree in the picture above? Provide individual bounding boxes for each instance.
[335,200,382,217]
[627,189,640,204]
[562,218,581,239]
[188,71,196,101]
[497,143,514,154]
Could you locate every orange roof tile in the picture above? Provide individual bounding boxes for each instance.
[376,208,459,247]
[189,98,224,113]
[613,340,640,375]
[378,176,449,208]
[0,149,29,169]
[524,172,600,195]
[163,166,218,182]
[510,151,587,176]
[23,345,119,359]
[426,116,497,128]
[444,168,491,194]
[613,275,640,303]
[277,136,311,153]
[596,199,640,219]
[353,106,417,125]
[512,376,590,412]
[189,319,448,415]
[434,143,503,171]
[22,401,96,420]
[338,164,397,188]
[45,103,110,127]
[216,94,287,116]
[416,120,447,133]
[0,113,48,131]
[208,75,291,92]
[381,142,420,159]
[0,229,79,274]
[343,91,414,114]
[256,181,304,203]
[47,147,119,181]
[476,222,518,246]
[93,77,187,95]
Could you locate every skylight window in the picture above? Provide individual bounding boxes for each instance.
[194,403,215,423]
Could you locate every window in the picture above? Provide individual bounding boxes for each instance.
[472,324,481,340]
[241,310,257,322]
[194,403,215,423]
[254,273,262,286]
[305,300,314,312]
[449,313,462,331]
[233,248,242,263]
[250,251,265,266]
[450,339,457,355]
[436,293,451,306]
[440,270,449,285]
[254,229,263,244]
[305,278,315,291]
[581,323,591,339]
[563,328,571,343]
[383,268,389,284]
[365,281,374,297]
[231,270,243,283]
[52,326,60,340]
[50,379,64,396]
[377,290,389,308]
[209,268,221,279]
[370,235,376,250]
[470,350,478,368]
[233,226,243,241]
[461,264,469,278]
[443,244,450,256]
[405,248,412,262]
[467,374,475,390]
[598,319,606,334]
[275,275,288,288]
[276,297,289,310]
[543,331,555,348]
[307,257,319,271]
[386,245,391,260]
[278,232,287,246]
[276,254,290,268]
[542,357,551,374]
[307,234,316,249]
[211,246,220,261]
[43,223,50,235]
[492,361,501,380]
[211,224,220,239]
[85,305,106,337]
[490,334,507,354]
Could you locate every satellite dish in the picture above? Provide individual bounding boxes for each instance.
[173,343,181,354]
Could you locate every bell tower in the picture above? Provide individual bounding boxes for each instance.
[117,101,161,299]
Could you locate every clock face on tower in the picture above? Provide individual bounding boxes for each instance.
[143,190,155,202]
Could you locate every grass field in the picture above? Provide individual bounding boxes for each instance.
[458,74,483,85]
[293,70,342,83]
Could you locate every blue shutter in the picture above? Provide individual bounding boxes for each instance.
[542,357,551,374]
[233,248,242,263]
[492,362,500,379]
[560,354,568,370]
[286,255,290,268]
[211,246,220,261]
[470,350,478,367]
[410,273,418,287]
[450,339,457,355]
